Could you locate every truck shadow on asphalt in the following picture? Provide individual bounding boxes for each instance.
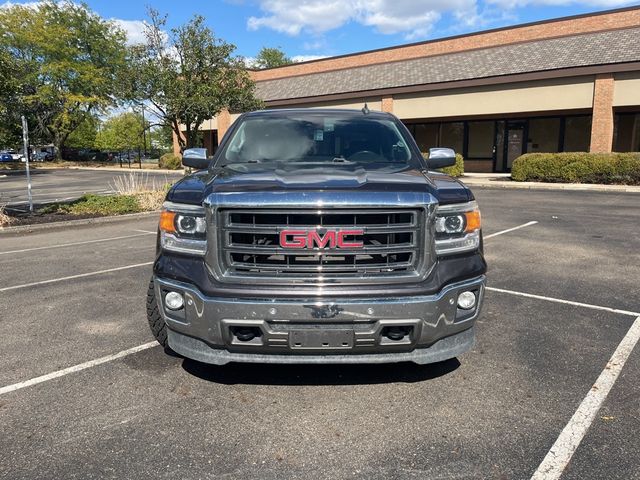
[180,357,460,385]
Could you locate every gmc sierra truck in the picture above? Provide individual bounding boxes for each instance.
[147,108,486,365]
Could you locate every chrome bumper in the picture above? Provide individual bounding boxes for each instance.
[154,275,485,365]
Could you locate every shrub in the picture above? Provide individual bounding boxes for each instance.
[42,194,141,216]
[511,152,640,184]
[422,152,465,177]
[110,172,168,195]
[159,153,182,170]
[0,201,11,227]
[440,154,464,177]
[135,188,169,211]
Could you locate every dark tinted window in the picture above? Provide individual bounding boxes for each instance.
[219,114,417,166]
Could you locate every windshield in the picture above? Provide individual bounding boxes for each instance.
[217,113,420,168]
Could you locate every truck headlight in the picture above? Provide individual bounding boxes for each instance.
[159,202,207,255]
[434,201,481,256]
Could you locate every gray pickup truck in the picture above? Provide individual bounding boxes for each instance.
[147,109,486,364]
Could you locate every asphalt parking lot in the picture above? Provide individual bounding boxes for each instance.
[1,187,639,479]
[1,168,183,211]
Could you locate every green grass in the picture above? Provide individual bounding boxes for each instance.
[41,194,143,216]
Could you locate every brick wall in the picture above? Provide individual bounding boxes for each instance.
[251,8,640,82]
[217,109,231,143]
[381,96,394,113]
[589,74,615,153]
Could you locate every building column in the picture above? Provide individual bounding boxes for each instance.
[217,109,231,144]
[381,95,394,113]
[589,74,615,153]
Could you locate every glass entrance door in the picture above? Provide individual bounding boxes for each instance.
[504,121,526,172]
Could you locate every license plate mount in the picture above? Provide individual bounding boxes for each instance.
[289,329,354,349]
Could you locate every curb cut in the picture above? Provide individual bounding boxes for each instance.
[459,179,640,193]
[0,211,160,235]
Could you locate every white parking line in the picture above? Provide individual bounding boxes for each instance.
[0,232,155,255]
[486,286,640,317]
[0,262,154,293]
[531,315,640,480]
[0,341,159,396]
[133,229,157,234]
[484,221,538,239]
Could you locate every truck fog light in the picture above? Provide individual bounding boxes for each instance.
[457,291,476,310]
[165,291,184,310]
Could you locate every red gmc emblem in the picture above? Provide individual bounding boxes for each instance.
[279,229,364,249]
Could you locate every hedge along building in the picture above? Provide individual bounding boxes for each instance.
[175,6,640,173]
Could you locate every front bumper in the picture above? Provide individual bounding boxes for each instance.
[154,275,486,365]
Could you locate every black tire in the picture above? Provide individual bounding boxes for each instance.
[146,278,168,348]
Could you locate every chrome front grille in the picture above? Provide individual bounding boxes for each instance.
[216,208,426,282]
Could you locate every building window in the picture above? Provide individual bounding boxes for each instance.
[440,122,464,154]
[413,123,439,153]
[405,114,593,173]
[563,116,591,152]
[528,118,560,153]
[467,121,494,158]
[614,113,640,152]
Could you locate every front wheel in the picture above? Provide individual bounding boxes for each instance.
[146,278,168,348]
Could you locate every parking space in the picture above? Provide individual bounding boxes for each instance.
[1,168,183,210]
[0,188,638,479]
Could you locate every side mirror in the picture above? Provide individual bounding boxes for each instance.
[182,148,210,170]
[428,147,456,169]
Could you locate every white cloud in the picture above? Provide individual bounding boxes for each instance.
[291,54,329,62]
[0,1,43,9]
[486,0,636,7]
[247,0,639,39]
[247,0,477,39]
[111,19,148,45]
[1,2,149,46]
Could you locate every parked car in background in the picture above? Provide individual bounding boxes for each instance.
[0,152,14,162]
[32,151,54,162]
[5,150,23,161]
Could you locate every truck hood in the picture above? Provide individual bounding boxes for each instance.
[166,163,472,205]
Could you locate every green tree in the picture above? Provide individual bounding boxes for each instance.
[128,9,262,150]
[95,112,149,153]
[253,47,293,69]
[150,124,174,151]
[0,48,21,148]
[0,1,128,158]
[66,116,100,149]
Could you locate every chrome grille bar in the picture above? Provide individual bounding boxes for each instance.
[216,208,426,283]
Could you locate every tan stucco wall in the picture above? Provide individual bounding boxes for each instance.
[613,72,640,107]
[393,77,595,119]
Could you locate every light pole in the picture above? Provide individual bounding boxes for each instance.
[141,105,148,157]
[21,115,33,213]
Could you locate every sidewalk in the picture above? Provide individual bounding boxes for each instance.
[460,173,640,193]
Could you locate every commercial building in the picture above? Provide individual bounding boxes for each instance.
[177,6,640,172]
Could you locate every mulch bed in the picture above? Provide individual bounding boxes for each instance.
[4,211,107,227]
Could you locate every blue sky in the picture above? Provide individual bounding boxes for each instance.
[4,0,639,61]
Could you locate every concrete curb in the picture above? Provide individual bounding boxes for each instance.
[1,166,184,174]
[0,211,160,235]
[459,178,640,193]
[65,166,185,174]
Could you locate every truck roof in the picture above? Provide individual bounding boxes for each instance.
[244,108,394,119]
